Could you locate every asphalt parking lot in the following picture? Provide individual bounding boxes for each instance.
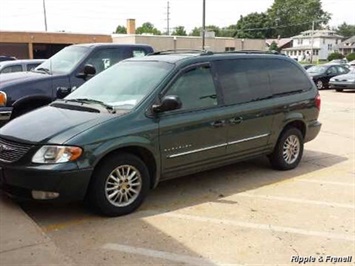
[7,90,355,265]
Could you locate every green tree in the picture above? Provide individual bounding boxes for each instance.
[172,26,187,36]
[269,41,280,52]
[335,23,355,39]
[114,25,127,34]
[234,12,274,39]
[267,0,331,38]
[136,22,161,35]
[190,27,201,36]
[346,53,355,62]
[327,52,344,61]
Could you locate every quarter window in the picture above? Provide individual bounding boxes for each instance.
[165,66,218,111]
[267,59,312,94]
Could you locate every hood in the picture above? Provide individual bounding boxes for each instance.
[0,71,55,88]
[331,73,355,80]
[0,105,123,144]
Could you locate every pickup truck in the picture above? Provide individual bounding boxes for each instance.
[0,43,154,126]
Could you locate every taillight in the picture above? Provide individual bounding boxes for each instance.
[315,92,321,111]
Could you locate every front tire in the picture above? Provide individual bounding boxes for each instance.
[269,128,304,170]
[316,80,323,90]
[87,153,150,217]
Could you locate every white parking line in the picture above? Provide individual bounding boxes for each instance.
[102,243,231,266]
[235,193,355,209]
[145,212,355,242]
[297,179,355,187]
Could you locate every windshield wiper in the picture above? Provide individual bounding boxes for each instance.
[34,67,51,74]
[65,98,115,112]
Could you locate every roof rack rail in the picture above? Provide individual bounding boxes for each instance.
[148,49,211,56]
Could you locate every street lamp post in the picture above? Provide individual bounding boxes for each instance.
[43,0,48,31]
[202,0,206,50]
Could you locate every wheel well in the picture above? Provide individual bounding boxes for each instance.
[11,95,52,119]
[94,146,157,189]
[283,120,306,138]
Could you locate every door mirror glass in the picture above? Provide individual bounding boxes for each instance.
[152,95,182,113]
[76,64,96,79]
[56,87,72,99]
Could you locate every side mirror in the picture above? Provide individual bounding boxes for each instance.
[56,87,72,99]
[152,95,182,113]
[76,64,96,80]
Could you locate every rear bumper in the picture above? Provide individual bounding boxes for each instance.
[0,165,93,202]
[305,120,322,143]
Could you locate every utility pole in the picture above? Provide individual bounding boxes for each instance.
[310,20,315,63]
[202,0,206,50]
[166,1,170,35]
[43,0,48,31]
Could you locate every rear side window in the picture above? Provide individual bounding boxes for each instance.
[26,63,41,71]
[267,59,312,95]
[215,59,271,105]
[1,65,23,73]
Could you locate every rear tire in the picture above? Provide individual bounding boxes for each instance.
[87,153,150,217]
[269,128,304,170]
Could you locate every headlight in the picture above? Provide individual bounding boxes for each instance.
[330,78,334,82]
[347,79,355,82]
[32,145,82,164]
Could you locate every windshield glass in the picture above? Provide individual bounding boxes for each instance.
[307,66,326,74]
[66,61,174,110]
[34,46,89,74]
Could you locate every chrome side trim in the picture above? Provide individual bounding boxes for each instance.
[228,133,270,145]
[167,143,227,159]
[167,133,270,159]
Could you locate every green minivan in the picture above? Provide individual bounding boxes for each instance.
[0,51,321,216]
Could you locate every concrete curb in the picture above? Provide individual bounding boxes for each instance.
[0,194,74,265]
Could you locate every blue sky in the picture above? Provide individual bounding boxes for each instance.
[0,0,354,34]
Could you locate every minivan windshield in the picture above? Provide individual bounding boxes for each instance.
[66,61,174,110]
[34,46,89,74]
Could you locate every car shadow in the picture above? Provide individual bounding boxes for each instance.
[19,149,347,222]
[13,149,348,265]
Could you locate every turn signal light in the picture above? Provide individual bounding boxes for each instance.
[0,91,7,106]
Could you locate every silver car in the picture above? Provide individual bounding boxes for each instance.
[329,68,355,92]
[0,59,45,74]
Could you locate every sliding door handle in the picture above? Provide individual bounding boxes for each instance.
[211,120,225,128]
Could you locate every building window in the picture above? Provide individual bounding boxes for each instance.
[328,44,333,50]
[323,39,326,44]
[225,47,235,52]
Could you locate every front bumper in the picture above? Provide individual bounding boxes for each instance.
[329,82,355,89]
[0,108,12,127]
[0,164,93,202]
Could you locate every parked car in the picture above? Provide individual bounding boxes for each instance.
[306,64,350,89]
[301,64,314,70]
[0,56,16,62]
[348,60,355,70]
[0,51,321,217]
[0,59,45,74]
[0,43,154,127]
[329,68,355,92]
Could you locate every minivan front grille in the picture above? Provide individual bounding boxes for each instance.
[0,138,32,163]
